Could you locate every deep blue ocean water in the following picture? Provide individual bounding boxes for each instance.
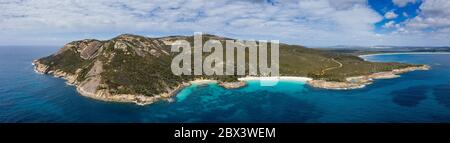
[1,46,449,123]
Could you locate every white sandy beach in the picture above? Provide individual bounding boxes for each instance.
[238,76,313,82]
[189,76,313,85]
[189,79,218,84]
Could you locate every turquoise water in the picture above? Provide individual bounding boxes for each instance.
[0,46,449,123]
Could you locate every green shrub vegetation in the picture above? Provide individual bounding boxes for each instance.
[37,34,420,96]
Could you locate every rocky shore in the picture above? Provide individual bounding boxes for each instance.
[33,57,430,105]
[218,81,247,89]
[33,60,188,105]
[307,65,431,90]
[34,60,248,105]
[33,34,435,106]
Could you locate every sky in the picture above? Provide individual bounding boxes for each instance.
[0,0,449,47]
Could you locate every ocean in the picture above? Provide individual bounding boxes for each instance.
[0,46,449,123]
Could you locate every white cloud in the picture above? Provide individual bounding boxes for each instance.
[383,21,398,28]
[374,0,450,46]
[403,0,450,31]
[403,12,409,17]
[384,11,398,19]
[392,0,418,7]
[0,0,387,46]
[0,0,448,46]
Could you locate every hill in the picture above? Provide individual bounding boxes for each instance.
[33,34,428,105]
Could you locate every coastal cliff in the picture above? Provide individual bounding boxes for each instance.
[33,34,428,105]
[32,34,246,105]
[33,59,187,105]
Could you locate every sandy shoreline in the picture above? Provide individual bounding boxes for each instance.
[238,76,313,82]
[178,54,433,97]
[33,51,433,105]
[179,76,313,90]
[189,79,218,84]
[36,64,430,104]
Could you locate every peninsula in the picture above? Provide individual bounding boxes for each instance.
[33,34,429,105]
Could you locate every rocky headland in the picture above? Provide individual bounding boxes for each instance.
[307,65,430,90]
[33,34,429,105]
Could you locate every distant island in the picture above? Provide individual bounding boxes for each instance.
[33,34,429,105]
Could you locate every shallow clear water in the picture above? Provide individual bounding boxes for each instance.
[0,46,449,123]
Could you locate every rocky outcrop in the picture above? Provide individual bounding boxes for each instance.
[307,65,431,90]
[218,81,247,89]
[75,77,187,105]
[32,60,49,74]
[86,60,103,77]
[307,80,366,90]
[77,81,190,105]
[80,41,102,59]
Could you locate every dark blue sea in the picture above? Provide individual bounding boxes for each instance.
[1,46,449,123]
